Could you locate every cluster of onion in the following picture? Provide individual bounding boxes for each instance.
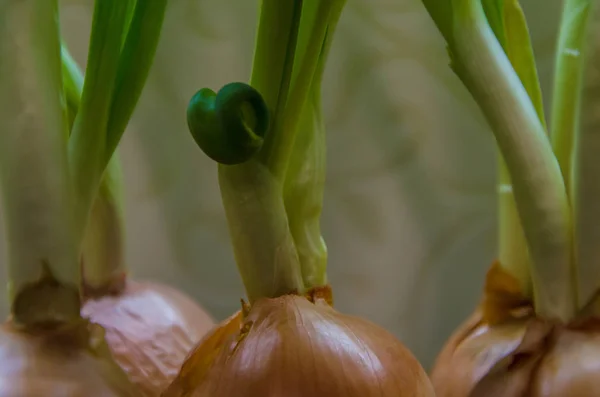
[160,1,435,396]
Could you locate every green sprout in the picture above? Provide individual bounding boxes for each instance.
[420,0,600,323]
[0,0,166,326]
[62,45,127,295]
[186,0,346,303]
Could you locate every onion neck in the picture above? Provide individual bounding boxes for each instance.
[81,154,128,297]
[497,160,532,298]
[0,0,81,326]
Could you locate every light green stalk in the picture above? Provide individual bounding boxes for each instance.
[62,44,128,294]
[284,1,347,289]
[551,0,594,191]
[451,0,575,321]
[568,1,600,310]
[0,0,79,325]
[68,0,132,245]
[68,0,167,248]
[484,0,547,298]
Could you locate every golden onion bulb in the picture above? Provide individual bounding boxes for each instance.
[82,280,214,396]
[0,320,139,396]
[164,290,435,397]
[430,261,600,397]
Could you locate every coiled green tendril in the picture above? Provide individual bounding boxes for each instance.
[186,82,270,165]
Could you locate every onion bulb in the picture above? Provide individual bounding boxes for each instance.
[0,320,140,396]
[164,287,435,397]
[430,261,600,397]
[82,280,214,396]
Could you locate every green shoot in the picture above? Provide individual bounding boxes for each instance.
[0,0,79,325]
[68,0,132,240]
[186,0,346,302]
[105,0,169,157]
[551,0,594,191]
[61,44,128,294]
[283,1,347,289]
[422,0,575,322]
[68,0,167,244]
[0,0,166,326]
[485,0,548,298]
[566,1,600,309]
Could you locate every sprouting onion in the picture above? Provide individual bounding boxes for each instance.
[163,1,435,396]
[0,0,186,395]
[420,0,600,395]
[60,17,214,397]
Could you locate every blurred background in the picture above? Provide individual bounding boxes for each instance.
[0,0,562,369]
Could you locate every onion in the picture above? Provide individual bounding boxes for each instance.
[82,280,214,396]
[0,320,139,396]
[58,6,215,394]
[162,1,435,395]
[431,262,600,397]
[0,1,201,395]
[164,287,434,397]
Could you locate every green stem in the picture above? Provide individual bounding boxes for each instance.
[68,0,132,244]
[569,1,600,310]
[492,0,546,298]
[252,0,304,180]
[218,161,305,302]
[105,0,168,157]
[0,0,80,326]
[61,43,128,295]
[452,0,576,322]
[68,0,166,250]
[551,0,594,192]
[283,0,347,289]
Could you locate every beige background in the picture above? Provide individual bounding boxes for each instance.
[0,0,561,369]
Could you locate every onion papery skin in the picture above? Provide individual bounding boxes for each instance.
[0,321,140,396]
[82,280,214,397]
[163,292,435,397]
[430,261,600,397]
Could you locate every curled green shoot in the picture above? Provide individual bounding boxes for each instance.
[187,83,270,165]
[186,0,346,302]
[61,45,128,294]
[422,0,575,322]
